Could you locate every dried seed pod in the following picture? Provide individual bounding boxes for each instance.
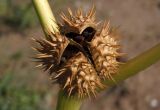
[32,32,69,74]
[32,6,123,98]
[52,52,104,98]
[88,21,122,80]
[60,5,99,34]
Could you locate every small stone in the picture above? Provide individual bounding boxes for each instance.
[150,99,159,108]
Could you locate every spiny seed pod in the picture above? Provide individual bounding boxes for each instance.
[88,22,122,80]
[32,6,122,98]
[52,52,104,98]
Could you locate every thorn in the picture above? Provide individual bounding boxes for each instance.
[68,7,73,17]
[48,64,54,70]
[78,85,83,99]
[101,20,110,35]
[77,7,82,17]
[35,64,43,68]
[87,4,95,18]
[57,68,66,72]
[36,53,46,56]
[118,53,127,56]
[60,12,73,26]
[31,47,37,51]
[96,80,104,89]
[50,78,57,84]
[54,70,65,79]
[36,54,52,58]
[78,82,83,98]
[96,21,102,26]
[117,62,125,65]
[31,37,36,41]
[86,87,91,99]
[108,73,117,84]
[68,87,74,97]
[63,77,71,89]
[110,44,121,48]
[80,89,83,99]
[43,39,57,47]
[91,88,96,98]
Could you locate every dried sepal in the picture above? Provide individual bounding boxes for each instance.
[88,21,122,80]
[52,52,104,98]
[32,32,69,74]
[60,5,98,34]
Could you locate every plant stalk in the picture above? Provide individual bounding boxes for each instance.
[32,0,59,36]
[56,90,82,110]
[104,43,160,85]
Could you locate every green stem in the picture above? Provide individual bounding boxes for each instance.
[32,0,59,36]
[56,90,82,110]
[32,0,160,110]
[105,43,160,85]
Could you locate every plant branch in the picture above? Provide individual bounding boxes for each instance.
[56,90,82,110]
[32,0,59,36]
[104,43,160,85]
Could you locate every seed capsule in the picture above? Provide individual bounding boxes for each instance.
[52,52,104,98]
[32,6,123,98]
[88,21,122,80]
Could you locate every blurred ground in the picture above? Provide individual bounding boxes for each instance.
[0,0,160,110]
